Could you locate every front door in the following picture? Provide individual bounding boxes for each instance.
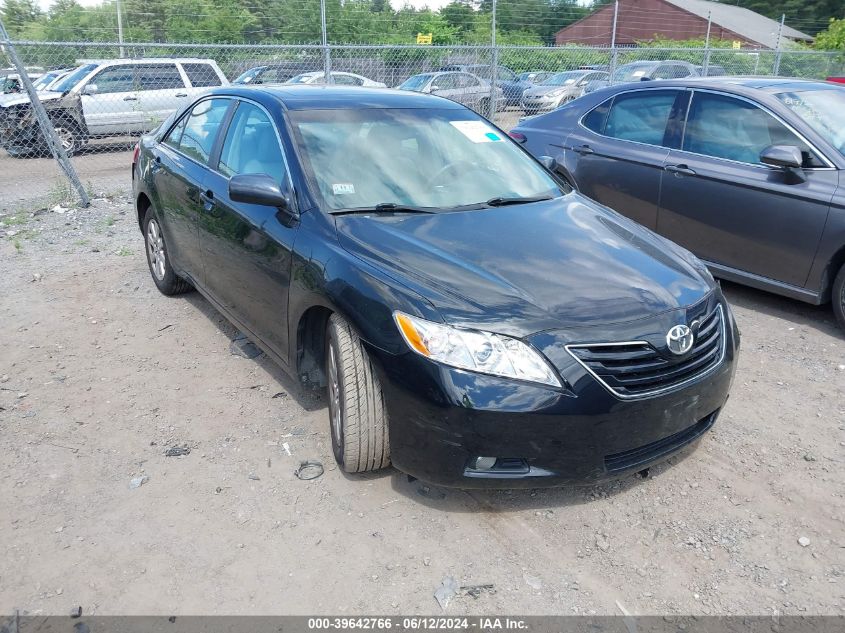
[199,100,299,359]
[81,64,144,135]
[657,90,837,288]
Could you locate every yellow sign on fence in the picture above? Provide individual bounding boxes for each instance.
[732,40,742,49]
[416,32,433,45]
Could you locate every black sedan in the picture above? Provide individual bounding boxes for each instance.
[132,85,738,488]
[512,77,845,329]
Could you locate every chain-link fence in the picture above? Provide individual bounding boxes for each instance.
[2,36,844,205]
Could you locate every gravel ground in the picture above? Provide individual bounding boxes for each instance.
[0,190,844,616]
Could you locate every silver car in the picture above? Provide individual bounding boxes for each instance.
[398,71,503,114]
[521,70,609,114]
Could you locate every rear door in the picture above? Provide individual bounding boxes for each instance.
[200,99,299,359]
[135,63,190,132]
[563,88,685,230]
[81,64,144,135]
[657,89,837,287]
[151,97,233,282]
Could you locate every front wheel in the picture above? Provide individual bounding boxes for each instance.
[143,207,192,296]
[832,263,845,330]
[326,314,390,473]
[50,119,85,155]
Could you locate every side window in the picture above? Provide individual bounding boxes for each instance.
[604,90,677,145]
[498,67,516,81]
[458,74,479,88]
[652,65,675,80]
[182,63,221,88]
[583,98,611,133]
[136,64,185,91]
[218,102,286,181]
[333,74,362,86]
[177,98,231,164]
[434,74,457,90]
[89,66,135,94]
[163,115,188,149]
[683,92,820,166]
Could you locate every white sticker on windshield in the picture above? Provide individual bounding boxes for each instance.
[332,183,355,195]
[450,120,502,143]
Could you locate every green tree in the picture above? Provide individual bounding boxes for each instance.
[815,17,845,49]
[1,0,42,37]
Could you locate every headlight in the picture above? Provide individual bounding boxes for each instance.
[394,312,562,388]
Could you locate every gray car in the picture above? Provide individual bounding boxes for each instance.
[521,70,609,114]
[397,71,503,114]
[511,77,845,328]
[583,60,700,94]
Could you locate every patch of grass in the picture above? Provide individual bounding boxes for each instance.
[74,238,89,246]
[116,247,132,257]
[47,179,76,208]
[13,240,21,251]
[0,211,29,227]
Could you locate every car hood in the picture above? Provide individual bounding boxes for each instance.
[523,85,578,98]
[335,194,714,338]
[0,90,63,108]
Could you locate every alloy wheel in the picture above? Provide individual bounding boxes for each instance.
[146,218,166,281]
[327,339,343,450]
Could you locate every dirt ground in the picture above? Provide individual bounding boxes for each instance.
[1,158,845,616]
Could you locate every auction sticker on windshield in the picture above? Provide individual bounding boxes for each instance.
[332,183,355,195]
[450,120,502,143]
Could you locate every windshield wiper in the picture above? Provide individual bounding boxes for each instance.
[485,194,555,207]
[333,203,437,215]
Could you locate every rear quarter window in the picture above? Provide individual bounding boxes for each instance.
[182,63,222,88]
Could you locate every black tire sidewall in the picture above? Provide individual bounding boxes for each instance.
[833,265,845,330]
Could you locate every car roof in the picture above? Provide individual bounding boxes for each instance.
[209,85,466,110]
[591,76,838,96]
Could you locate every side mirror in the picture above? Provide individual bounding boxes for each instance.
[82,83,98,95]
[229,174,294,213]
[639,76,652,82]
[539,155,556,171]
[760,145,803,169]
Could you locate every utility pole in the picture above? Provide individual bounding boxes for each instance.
[0,17,89,207]
[773,13,785,76]
[320,0,332,84]
[702,11,712,76]
[609,0,619,83]
[488,0,497,120]
[116,0,125,58]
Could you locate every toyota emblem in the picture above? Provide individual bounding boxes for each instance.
[666,324,694,355]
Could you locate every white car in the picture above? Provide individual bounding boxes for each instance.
[286,71,386,88]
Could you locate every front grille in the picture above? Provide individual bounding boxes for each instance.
[567,304,725,399]
[604,410,717,473]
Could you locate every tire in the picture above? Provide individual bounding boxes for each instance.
[50,119,84,156]
[142,207,192,296]
[325,313,390,473]
[832,263,845,330]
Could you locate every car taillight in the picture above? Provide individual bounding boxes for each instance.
[508,131,527,143]
[132,142,140,166]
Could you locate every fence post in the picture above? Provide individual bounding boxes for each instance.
[702,11,711,76]
[773,13,784,76]
[488,0,497,120]
[116,0,125,58]
[609,0,619,84]
[0,25,90,207]
[320,0,332,83]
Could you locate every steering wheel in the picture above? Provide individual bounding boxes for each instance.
[425,160,476,189]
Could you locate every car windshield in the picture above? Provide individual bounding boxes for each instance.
[51,64,97,93]
[287,73,317,84]
[775,88,845,153]
[33,73,57,89]
[612,64,653,82]
[397,75,431,91]
[289,107,561,212]
[541,72,585,86]
[234,67,266,84]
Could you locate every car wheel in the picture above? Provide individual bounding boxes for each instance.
[143,207,192,296]
[50,119,84,156]
[325,313,390,473]
[832,263,845,329]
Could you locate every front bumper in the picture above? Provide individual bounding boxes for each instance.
[368,300,739,489]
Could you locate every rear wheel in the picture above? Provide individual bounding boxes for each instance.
[326,313,390,473]
[143,207,192,296]
[832,263,845,330]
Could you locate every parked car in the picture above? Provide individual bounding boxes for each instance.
[583,60,700,94]
[285,71,386,87]
[0,58,228,157]
[132,84,738,487]
[521,70,609,114]
[439,64,523,106]
[694,64,727,77]
[826,76,845,85]
[33,69,73,91]
[234,64,300,85]
[397,71,503,115]
[1,72,42,94]
[511,77,845,327]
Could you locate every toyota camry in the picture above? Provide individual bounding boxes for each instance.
[132,85,739,488]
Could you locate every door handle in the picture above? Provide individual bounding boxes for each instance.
[665,164,696,176]
[175,93,188,98]
[200,190,216,213]
[123,95,138,101]
[572,144,594,155]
